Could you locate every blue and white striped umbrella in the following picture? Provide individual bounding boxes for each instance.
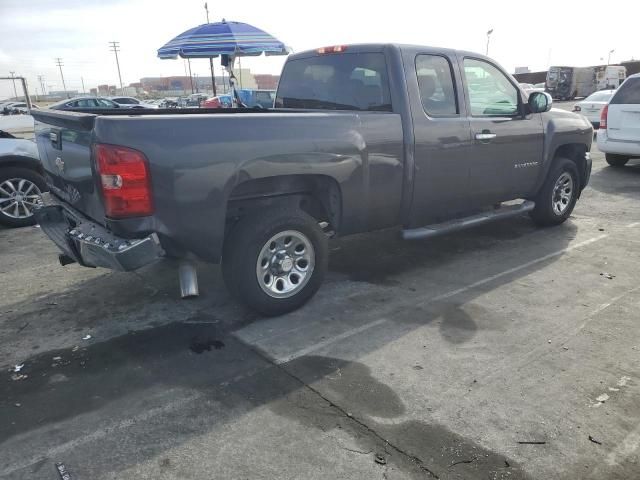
[157,20,290,59]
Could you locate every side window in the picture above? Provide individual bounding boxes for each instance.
[416,55,458,116]
[611,78,640,104]
[463,58,519,116]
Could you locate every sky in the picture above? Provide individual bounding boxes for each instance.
[1,0,638,99]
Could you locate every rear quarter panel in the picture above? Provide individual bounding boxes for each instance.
[93,111,403,262]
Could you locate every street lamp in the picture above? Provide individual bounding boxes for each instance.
[486,29,494,56]
[607,49,615,65]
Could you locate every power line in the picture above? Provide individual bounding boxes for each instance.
[109,41,123,90]
[55,58,69,97]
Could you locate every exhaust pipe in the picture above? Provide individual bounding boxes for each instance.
[178,261,199,298]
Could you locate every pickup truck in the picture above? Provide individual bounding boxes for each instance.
[31,44,593,316]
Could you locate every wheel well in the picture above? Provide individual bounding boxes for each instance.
[0,156,44,175]
[553,144,587,189]
[226,174,342,230]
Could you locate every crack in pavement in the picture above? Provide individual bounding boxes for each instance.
[247,344,441,479]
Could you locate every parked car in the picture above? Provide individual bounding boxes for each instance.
[573,90,615,128]
[49,97,121,110]
[202,94,233,108]
[597,73,640,167]
[203,90,276,109]
[109,96,159,109]
[32,43,593,315]
[2,102,27,115]
[0,130,47,227]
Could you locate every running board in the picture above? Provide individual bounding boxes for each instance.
[402,200,535,241]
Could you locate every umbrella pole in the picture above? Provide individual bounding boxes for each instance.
[209,57,217,96]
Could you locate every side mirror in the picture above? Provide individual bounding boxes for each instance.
[528,91,553,113]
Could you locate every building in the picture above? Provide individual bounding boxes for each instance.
[254,74,280,90]
[514,67,531,74]
[48,90,79,98]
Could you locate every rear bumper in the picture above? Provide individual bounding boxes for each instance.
[597,130,640,156]
[34,192,164,271]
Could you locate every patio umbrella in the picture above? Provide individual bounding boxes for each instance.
[158,20,290,107]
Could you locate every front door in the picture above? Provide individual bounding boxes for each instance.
[461,57,544,207]
[405,51,474,228]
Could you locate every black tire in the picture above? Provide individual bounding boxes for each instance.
[530,157,579,227]
[0,167,47,228]
[605,154,630,167]
[222,208,328,316]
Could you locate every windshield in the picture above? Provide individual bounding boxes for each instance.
[276,52,392,111]
[584,91,614,102]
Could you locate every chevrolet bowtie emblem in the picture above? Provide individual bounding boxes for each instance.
[55,157,65,173]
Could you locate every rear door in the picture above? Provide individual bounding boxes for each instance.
[607,77,640,142]
[404,51,474,227]
[461,57,543,205]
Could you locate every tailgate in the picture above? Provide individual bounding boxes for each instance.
[32,110,107,224]
[607,77,640,142]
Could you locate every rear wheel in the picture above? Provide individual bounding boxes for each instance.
[222,208,328,316]
[530,157,579,226]
[605,154,630,167]
[0,167,46,228]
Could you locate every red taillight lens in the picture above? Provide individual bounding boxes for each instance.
[95,143,153,218]
[600,104,609,129]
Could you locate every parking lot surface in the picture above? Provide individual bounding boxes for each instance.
[1,133,639,478]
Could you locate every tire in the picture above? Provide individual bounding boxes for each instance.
[605,154,629,168]
[222,208,328,316]
[0,167,47,228]
[530,157,579,227]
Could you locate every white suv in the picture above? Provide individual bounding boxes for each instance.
[597,73,640,167]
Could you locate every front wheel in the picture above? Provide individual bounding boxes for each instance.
[530,157,579,227]
[222,208,328,316]
[605,154,630,167]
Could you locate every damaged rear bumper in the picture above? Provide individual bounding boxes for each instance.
[34,192,164,271]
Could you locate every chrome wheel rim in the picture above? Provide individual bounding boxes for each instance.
[552,172,574,216]
[256,230,315,299]
[0,178,42,219]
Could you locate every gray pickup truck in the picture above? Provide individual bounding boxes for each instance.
[32,44,593,315]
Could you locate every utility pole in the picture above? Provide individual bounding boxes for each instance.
[9,71,18,98]
[204,2,210,23]
[109,41,124,91]
[81,76,86,95]
[204,3,217,96]
[607,49,615,65]
[38,75,46,96]
[486,29,494,56]
[187,58,194,93]
[55,58,69,97]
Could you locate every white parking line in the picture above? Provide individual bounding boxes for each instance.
[272,234,609,365]
[626,222,640,228]
[428,234,608,303]
[0,391,203,477]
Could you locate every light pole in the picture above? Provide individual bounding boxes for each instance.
[55,58,68,97]
[109,41,124,91]
[607,49,615,65]
[486,29,494,56]
[9,71,18,98]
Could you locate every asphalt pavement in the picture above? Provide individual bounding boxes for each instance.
[1,109,639,479]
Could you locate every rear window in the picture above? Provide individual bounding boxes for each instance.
[275,52,392,111]
[611,78,640,104]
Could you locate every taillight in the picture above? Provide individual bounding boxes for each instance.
[95,143,153,218]
[317,45,347,54]
[600,104,609,129]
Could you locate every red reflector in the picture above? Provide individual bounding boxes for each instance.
[600,104,608,129]
[317,45,347,54]
[95,143,153,218]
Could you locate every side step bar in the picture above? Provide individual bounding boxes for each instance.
[402,200,535,241]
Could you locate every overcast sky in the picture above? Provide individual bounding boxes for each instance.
[1,0,638,99]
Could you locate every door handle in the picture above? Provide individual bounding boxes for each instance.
[475,132,497,141]
[49,131,62,150]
